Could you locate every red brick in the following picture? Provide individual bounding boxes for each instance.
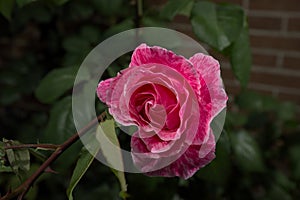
[169,23,197,40]
[212,0,243,5]
[250,0,300,12]
[288,17,300,32]
[250,71,300,89]
[248,16,281,31]
[278,93,300,104]
[283,56,300,70]
[225,82,275,99]
[221,67,236,81]
[173,15,189,24]
[252,53,277,67]
[249,87,274,96]
[222,67,300,89]
[225,85,241,95]
[250,35,300,51]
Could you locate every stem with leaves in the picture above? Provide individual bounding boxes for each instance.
[0,112,107,200]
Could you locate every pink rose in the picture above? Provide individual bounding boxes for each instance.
[97,44,227,179]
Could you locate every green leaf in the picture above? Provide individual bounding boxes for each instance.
[277,102,296,121]
[96,119,127,196]
[28,148,47,162]
[0,141,4,156]
[236,91,278,111]
[226,112,247,127]
[229,18,252,88]
[68,1,93,19]
[273,171,296,191]
[5,148,17,172]
[197,132,231,185]
[14,148,30,171]
[42,96,82,172]
[191,1,230,51]
[230,130,265,172]
[142,16,166,27]
[3,139,30,174]
[178,0,194,16]
[0,141,13,173]
[0,165,13,172]
[80,26,101,44]
[103,19,134,39]
[92,0,123,17]
[216,4,244,44]
[35,67,78,104]
[288,145,300,180]
[43,96,75,143]
[52,0,70,6]
[0,0,14,20]
[67,145,100,200]
[67,120,127,200]
[266,184,293,200]
[191,1,246,52]
[16,0,35,7]
[160,0,193,20]
[63,36,90,53]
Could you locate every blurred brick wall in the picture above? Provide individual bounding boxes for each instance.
[150,0,300,107]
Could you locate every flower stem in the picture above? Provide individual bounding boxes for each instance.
[4,144,59,150]
[135,0,143,28]
[0,112,107,200]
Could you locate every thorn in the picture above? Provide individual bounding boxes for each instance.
[44,167,58,174]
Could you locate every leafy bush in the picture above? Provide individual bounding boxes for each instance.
[0,0,299,200]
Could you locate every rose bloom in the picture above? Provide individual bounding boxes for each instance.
[97,44,227,179]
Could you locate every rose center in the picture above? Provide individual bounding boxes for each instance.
[129,83,180,131]
[147,103,167,131]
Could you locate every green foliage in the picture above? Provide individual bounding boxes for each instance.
[289,146,300,180]
[67,146,100,200]
[0,142,13,172]
[52,0,70,6]
[0,0,299,199]
[16,0,35,7]
[196,132,231,185]
[230,130,265,172]
[96,119,128,197]
[92,0,124,17]
[43,97,74,143]
[3,139,30,174]
[0,0,14,20]
[35,67,78,104]
[229,18,252,87]
[67,120,127,200]
[160,0,193,20]
[191,1,251,87]
[191,1,231,51]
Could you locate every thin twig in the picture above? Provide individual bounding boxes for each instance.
[135,0,143,28]
[4,144,59,150]
[0,112,107,200]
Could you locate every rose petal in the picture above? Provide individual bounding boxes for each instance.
[145,131,216,179]
[97,78,115,106]
[189,53,228,119]
[140,131,174,153]
[131,132,190,172]
[191,77,212,145]
[130,44,201,98]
